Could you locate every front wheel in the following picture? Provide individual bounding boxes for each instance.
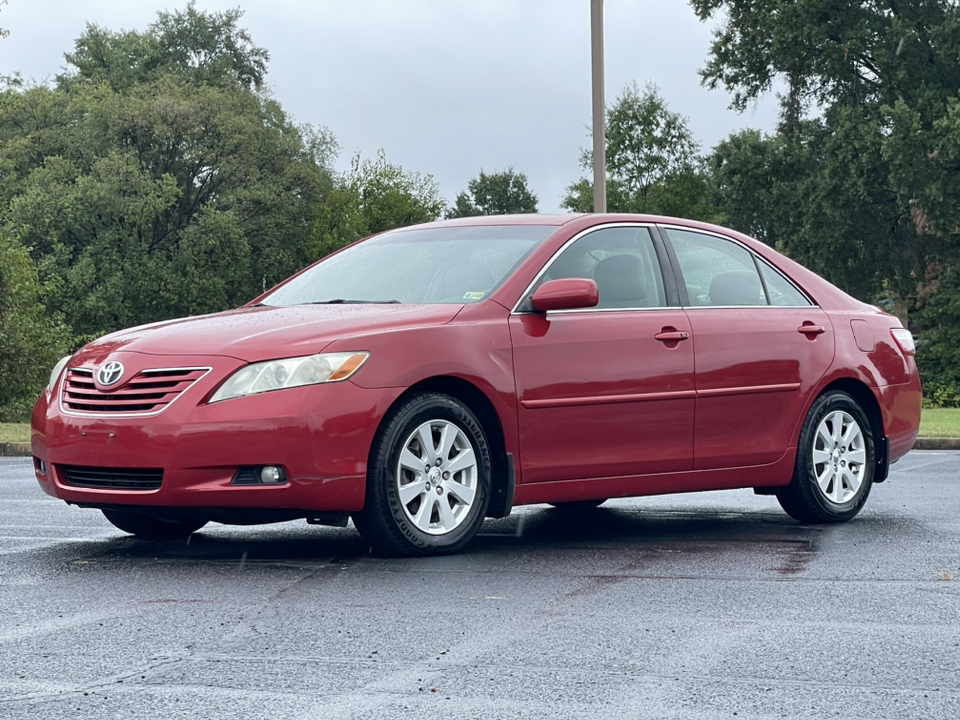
[352,392,492,556]
[101,509,208,540]
[777,391,875,523]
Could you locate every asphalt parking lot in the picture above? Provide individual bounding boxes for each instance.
[1,451,958,719]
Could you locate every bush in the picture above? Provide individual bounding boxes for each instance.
[914,267,960,408]
[0,233,71,421]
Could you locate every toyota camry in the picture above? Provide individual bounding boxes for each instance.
[31,214,922,555]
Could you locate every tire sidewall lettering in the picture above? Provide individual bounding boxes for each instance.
[786,390,875,522]
[362,393,492,555]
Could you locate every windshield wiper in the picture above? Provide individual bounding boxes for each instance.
[307,299,401,304]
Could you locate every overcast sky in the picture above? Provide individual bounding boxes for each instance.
[0,0,779,212]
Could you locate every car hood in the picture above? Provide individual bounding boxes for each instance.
[77,304,464,363]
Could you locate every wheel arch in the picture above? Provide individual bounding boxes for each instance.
[814,377,889,482]
[384,376,514,518]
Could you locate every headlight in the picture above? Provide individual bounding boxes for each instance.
[47,356,71,393]
[209,352,370,403]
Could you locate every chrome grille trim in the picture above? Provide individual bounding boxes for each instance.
[60,366,212,418]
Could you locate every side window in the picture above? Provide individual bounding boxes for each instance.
[541,226,667,309]
[665,228,766,307]
[758,257,812,306]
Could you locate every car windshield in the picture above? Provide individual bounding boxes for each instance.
[260,224,554,306]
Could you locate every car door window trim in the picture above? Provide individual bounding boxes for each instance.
[656,223,816,309]
[512,222,676,314]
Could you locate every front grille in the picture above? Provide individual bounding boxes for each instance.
[60,465,163,490]
[61,367,209,416]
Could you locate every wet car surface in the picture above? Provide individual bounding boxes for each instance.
[2,451,959,718]
[31,215,922,556]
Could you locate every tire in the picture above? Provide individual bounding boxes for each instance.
[777,391,875,523]
[101,509,208,540]
[548,499,607,510]
[352,392,492,556]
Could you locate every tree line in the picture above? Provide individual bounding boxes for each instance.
[2,1,958,419]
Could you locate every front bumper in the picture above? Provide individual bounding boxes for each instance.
[32,353,402,514]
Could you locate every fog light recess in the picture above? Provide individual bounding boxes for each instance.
[231,466,288,485]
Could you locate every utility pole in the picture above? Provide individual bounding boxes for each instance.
[591,0,606,213]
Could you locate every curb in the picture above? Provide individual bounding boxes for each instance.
[0,442,31,457]
[913,437,960,451]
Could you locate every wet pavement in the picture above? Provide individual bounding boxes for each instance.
[1,452,958,719]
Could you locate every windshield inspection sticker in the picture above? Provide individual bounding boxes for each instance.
[463,292,485,300]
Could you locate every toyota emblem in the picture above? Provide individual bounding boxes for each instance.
[97,360,125,387]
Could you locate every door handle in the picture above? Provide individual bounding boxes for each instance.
[797,324,825,336]
[655,331,690,342]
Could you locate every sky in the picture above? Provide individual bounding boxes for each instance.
[0,0,780,213]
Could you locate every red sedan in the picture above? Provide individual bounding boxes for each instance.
[31,214,922,555]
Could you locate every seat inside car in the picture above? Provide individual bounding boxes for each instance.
[593,254,649,309]
[708,270,765,306]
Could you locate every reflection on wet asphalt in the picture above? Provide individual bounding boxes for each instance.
[1,452,959,719]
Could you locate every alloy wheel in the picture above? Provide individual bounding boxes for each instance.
[811,410,867,505]
[395,419,479,535]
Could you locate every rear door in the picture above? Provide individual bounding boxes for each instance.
[660,226,835,470]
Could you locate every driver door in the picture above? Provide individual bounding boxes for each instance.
[509,225,695,484]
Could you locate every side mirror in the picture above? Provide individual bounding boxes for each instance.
[530,278,599,312]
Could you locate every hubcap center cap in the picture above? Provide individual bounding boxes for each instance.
[832,448,842,465]
[428,467,442,484]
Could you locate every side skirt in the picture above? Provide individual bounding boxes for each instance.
[512,452,795,507]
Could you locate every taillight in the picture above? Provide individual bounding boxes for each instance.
[890,328,915,355]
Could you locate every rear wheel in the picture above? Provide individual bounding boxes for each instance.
[101,509,207,540]
[777,391,875,523]
[353,392,491,556]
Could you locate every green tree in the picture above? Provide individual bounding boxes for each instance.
[447,168,538,217]
[61,2,268,92]
[0,6,334,341]
[707,121,907,301]
[912,262,960,406]
[707,130,783,244]
[0,232,70,420]
[694,0,960,292]
[310,150,446,259]
[693,0,960,401]
[563,82,721,221]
